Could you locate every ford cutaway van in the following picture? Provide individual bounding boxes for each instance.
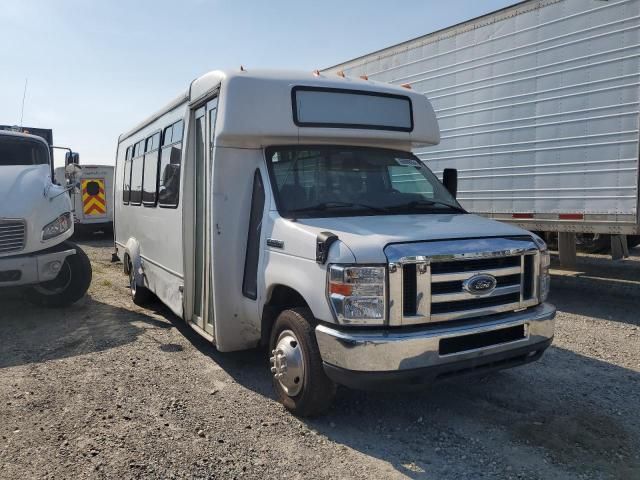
[114,69,555,416]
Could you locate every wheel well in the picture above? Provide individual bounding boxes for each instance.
[261,285,310,347]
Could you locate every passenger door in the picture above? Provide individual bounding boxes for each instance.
[192,98,218,335]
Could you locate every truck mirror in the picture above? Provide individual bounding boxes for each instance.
[65,151,80,166]
[443,168,458,199]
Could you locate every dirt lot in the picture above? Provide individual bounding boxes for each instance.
[1,238,639,479]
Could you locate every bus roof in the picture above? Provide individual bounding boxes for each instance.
[119,69,440,149]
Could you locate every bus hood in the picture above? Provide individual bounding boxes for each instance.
[296,214,532,263]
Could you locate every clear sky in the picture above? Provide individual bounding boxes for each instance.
[0,0,518,167]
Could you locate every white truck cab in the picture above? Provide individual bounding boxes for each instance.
[0,130,92,306]
[114,69,555,416]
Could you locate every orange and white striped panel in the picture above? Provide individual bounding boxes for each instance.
[82,179,107,216]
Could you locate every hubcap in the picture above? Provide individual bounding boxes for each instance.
[270,329,305,397]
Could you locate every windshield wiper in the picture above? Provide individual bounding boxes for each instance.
[399,199,466,213]
[291,201,389,214]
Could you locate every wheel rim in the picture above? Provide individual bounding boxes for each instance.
[33,261,72,296]
[270,329,305,397]
[129,265,137,296]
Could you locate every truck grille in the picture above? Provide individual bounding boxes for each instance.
[386,237,540,326]
[0,219,26,254]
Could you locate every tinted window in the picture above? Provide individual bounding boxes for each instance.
[146,132,160,152]
[242,170,265,300]
[158,120,183,207]
[143,149,159,205]
[172,120,184,143]
[0,137,49,166]
[162,125,173,146]
[130,157,143,205]
[122,159,132,203]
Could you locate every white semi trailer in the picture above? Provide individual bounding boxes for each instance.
[55,165,114,235]
[325,0,640,264]
[0,128,92,307]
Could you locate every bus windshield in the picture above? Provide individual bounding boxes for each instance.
[267,146,464,218]
[0,137,49,166]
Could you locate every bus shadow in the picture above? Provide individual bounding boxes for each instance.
[0,292,172,369]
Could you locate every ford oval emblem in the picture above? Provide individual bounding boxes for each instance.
[463,274,497,295]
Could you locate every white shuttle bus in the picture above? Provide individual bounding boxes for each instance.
[114,69,556,416]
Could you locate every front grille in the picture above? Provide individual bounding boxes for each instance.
[431,292,521,315]
[0,220,26,254]
[389,238,540,325]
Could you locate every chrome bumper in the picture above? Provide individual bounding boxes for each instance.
[0,248,76,287]
[315,303,555,373]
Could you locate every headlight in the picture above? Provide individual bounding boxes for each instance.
[539,249,550,302]
[328,265,386,325]
[42,212,72,241]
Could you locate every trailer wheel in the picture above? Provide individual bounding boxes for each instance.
[128,259,153,305]
[30,242,92,308]
[269,308,336,417]
[628,235,640,250]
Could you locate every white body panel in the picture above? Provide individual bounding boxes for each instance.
[55,165,114,227]
[325,0,640,234]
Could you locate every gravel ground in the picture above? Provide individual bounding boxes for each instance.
[0,238,638,479]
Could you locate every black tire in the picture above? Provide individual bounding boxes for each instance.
[128,258,153,305]
[269,308,336,417]
[29,242,92,308]
[627,235,640,250]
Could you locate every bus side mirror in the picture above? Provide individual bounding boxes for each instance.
[65,151,80,166]
[443,168,458,199]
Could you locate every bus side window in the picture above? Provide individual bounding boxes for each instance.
[123,146,132,204]
[158,120,183,208]
[143,132,161,206]
[242,169,265,300]
[130,141,144,205]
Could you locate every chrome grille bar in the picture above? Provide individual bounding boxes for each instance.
[385,237,540,326]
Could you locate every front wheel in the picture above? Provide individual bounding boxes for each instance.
[29,242,92,307]
[269,308,336,416]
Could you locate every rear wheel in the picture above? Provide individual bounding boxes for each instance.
[128,259,153,305]
[30,242,92,307]
[269,308,336,416]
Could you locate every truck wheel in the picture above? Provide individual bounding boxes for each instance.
[128,259,153,305]
[30,243,92,307]
[269,308,336,416]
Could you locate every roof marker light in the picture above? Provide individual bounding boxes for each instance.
[400,83,412,89]
[336,70,345,78]
[359,75,369,80]
[240,65,246,72]
[313,70,321,77]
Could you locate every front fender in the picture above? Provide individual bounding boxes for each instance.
[263,239,356,324]
[124,237,143,285]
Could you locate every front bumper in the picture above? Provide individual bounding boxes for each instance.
[0,248,76,287]
[315,302,556,390]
